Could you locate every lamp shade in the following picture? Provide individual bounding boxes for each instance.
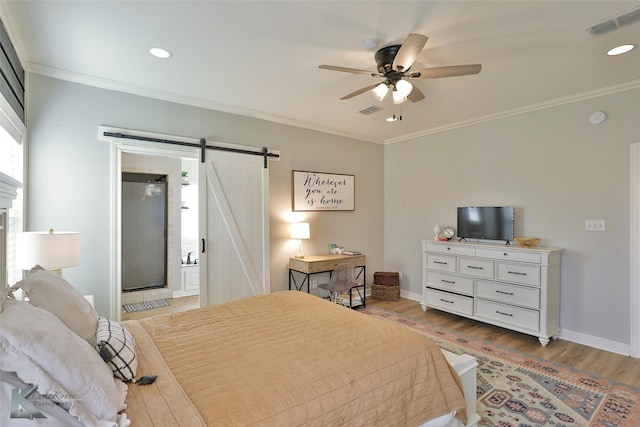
[290,222,310,240]
[392,80,413,104]
[372,83,389,101]
[16,230,81,271]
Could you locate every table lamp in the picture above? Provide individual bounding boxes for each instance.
[290,222,310,259]
[16,229,81,276]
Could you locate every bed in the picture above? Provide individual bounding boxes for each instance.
[1,268,479,427]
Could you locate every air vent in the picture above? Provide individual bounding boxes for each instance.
[587,7,640,36]
[359,105,383,115]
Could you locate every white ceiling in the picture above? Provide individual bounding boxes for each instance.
[2,1,639,144]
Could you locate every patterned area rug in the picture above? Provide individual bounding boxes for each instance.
[122,299,171,313]
[362,306,640,427]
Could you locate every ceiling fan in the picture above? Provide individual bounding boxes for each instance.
[319,33,482,104]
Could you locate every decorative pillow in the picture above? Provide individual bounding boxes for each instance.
[10,266,99,345]
[0,298,127,426]
[96,317,137,382]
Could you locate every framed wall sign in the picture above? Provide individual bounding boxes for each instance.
[292,170,355,211]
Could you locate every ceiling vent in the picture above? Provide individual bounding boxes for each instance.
[359,105,383,115]
[586,7,640,36]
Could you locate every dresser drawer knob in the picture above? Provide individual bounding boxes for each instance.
[467,265,483,270]
[440,299,455,304]
[496,310,514,317]
[496,290,514,296]
[507,271,526,276]
[441,279,456,284]
[434,261,447,265]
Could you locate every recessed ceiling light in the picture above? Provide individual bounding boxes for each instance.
[149,47,171,58]
[607,44,635,56]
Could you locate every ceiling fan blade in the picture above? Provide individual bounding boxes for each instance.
[409,64,482,79]
[319,65,375,76]
[392,33,428,72]
[407,85,425,102]
[340,83,380,100]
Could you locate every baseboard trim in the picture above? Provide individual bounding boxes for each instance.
[398,289,631,357]
[558,329,630,356]
[173,290,200,298]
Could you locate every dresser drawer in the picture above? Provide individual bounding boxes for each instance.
[458,257,494,278]
[495,262,540,286]
[426,241,475,256]
[476,247,541,264]
[426,254,457,272]
[476,299,540,331]
[425,288,474,316]
[476,279,540,309]
[426,271,474,295]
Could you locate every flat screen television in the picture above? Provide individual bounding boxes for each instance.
[457,206,514,242]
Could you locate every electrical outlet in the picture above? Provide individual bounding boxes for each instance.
[585,219,606,232]
[311,280,318,288]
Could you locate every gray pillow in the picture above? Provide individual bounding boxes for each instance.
[11,267,99,345]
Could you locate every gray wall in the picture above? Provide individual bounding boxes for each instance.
[24,72,638,349]
[25,74,384,315]
[384,87,640,346]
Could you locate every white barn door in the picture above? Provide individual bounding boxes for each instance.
[199,148,270,306]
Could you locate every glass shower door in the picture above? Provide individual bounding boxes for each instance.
[122,172,167,291]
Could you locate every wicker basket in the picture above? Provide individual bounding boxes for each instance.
[373,272,400,286]
[371,272,400,301]
[371,283,400,301]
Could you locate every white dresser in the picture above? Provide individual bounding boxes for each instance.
[421,240,562,346]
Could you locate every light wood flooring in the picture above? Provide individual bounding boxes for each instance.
[121,294,640,388]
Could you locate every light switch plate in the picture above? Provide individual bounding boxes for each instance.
[585,219,606,231]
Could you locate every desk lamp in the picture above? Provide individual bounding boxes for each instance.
[290,222,310,259]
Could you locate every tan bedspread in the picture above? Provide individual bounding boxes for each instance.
[123,291,466,426]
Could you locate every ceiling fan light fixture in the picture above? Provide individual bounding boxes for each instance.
[392,80,413,104]
[392,91,407,104]
[372,83,389,101]
[386,115,397,122]
[395,80,413,97]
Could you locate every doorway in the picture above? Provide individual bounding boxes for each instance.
[121,172,168,292]
[102,126,273,320]
[631,142,640,358]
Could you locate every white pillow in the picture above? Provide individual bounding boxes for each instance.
[96,317,137,382]
[11,267,99,345]
[0,298,127,427]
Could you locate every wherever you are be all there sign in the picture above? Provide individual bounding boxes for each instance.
[292,170,355,211]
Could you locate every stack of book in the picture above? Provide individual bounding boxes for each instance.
[342,250,361,256]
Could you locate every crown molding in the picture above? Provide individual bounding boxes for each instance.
[385,79,640,144]
[24,62,383,145]
[24,62,639,147]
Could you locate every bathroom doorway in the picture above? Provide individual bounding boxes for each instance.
[119,152,199,315]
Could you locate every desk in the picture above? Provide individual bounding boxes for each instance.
[289,254,366,308]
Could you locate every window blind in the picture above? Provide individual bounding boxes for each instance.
[0,19,24,123]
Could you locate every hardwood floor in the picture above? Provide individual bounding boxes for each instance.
[121,294,640,388]
[368,297,640,389]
